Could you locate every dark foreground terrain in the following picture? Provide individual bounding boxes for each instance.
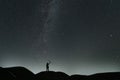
[0,66,120,80]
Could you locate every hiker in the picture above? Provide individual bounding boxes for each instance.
[46,61,51,71]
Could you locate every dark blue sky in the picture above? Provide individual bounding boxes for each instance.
[0,0,120,75]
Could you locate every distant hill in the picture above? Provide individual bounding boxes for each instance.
[89,72,120,80]
[69,72,120,80]
[69,74,88,80]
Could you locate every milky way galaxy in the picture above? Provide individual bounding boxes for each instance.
[0,0,120,75]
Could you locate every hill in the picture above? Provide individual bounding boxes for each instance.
[36,71,69,80]
[1,66,35,80]
[0,66,120,80]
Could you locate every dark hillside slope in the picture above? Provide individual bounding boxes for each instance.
[5,66,35,80]
[0,67,15,80]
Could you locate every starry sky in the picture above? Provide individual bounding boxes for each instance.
[0,0,120,75]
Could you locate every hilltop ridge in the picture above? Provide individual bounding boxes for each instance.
[0,66,120,80]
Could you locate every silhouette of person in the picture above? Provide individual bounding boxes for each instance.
[46,61,51,71]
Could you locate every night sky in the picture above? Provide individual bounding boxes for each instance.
[0,0,120,75]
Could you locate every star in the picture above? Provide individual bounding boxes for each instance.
[109,34,113,38]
